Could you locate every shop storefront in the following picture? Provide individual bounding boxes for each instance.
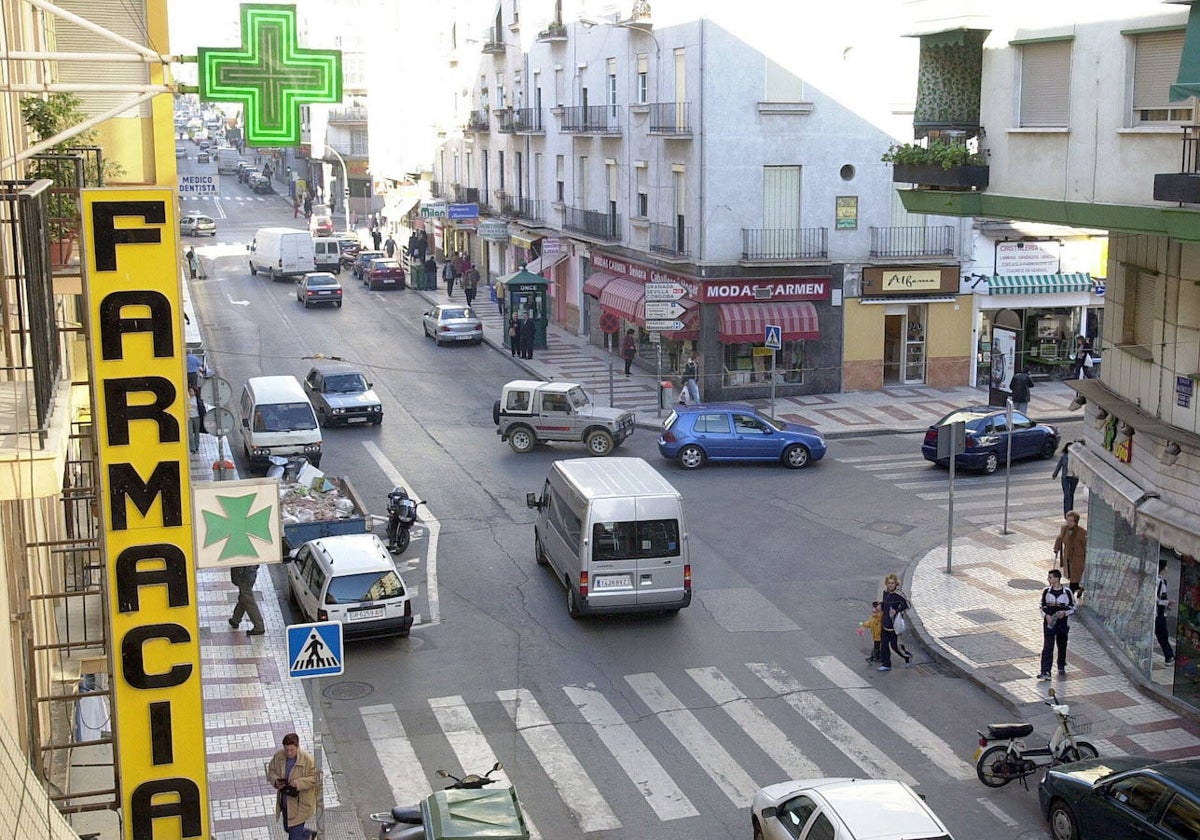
[527,238,573,331]
[843,265,972,390]
[581,251,842,398]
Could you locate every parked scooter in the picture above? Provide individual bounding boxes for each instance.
[370,763,527,840]
[975,688,1098,788]
[385,486,424,554]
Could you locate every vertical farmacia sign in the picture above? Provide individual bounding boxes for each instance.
[84,189,209,839]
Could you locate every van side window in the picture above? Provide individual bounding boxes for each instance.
[507,391,530,412]
[547,488,582,547]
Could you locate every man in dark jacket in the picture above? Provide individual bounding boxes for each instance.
[229,564,265,635]
[1009,368,1033,414]
[423,255,437,291]
[518,312,536,359]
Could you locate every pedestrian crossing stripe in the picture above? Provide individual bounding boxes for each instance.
[287,621,343,679]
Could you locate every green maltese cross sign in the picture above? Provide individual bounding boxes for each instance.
[193,478,281,569]
[197,4,342,147]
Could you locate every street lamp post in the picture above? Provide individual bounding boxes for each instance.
[323,144,352,232]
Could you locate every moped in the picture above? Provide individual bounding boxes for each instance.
[975,687,1098,788]
[369,763,528,840]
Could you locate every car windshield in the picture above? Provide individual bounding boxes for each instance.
[441,308,473,320]
[324,374,367,393]
[325,570,404,604]
[253,402,317,432]
[567,386,590,409]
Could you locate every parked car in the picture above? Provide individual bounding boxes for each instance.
[175,146,187,159]
[303,361,383,427]
[250,173,273,194]
[364,257,405,290]
[752,778,954,840]
[657,403,826,470]
[494,380,635,456]
[180,213,216,237]
[1039,756,1200,840]
[353,249,385,279]
[196,150,210,164]
[423,304,483,345]
[295,272,343,308]
[309,205,334,237]
[284,533,413,640]
[336,234,362,266]
[920,405,1059,474]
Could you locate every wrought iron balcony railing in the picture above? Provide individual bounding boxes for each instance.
[515,196,545,223]
[512,108,544,133]
[648,102,692,136]
[868,225,954,258]
[560,105,621,134]
[741,227,828,260]
[563,206,621,241]
[649,222,691,257]
[466,110,489,132]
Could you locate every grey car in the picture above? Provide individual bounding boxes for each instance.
[422,304,484,345]
[303,362,383,427]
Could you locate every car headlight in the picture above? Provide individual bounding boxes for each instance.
[333,407,345,414]
[303,443,322,453]
[372,405,382,412]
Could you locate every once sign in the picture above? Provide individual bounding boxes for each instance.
[84,189,210,839]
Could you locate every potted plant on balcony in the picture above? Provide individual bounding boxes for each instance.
[883,140,989,190]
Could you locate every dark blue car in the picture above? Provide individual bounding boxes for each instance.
[657,403,826,470]
[921,406,1059,474]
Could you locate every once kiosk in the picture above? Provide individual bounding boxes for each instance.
[499,268,548,351]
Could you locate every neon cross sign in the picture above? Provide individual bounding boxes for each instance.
[197,4,341,147]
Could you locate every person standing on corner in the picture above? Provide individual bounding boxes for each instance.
[185,246,199,280]
[1052,441,1080,516]
[622,328,637,376]
[519,311,536,359]
[1038,568,1075,680]
[422,254,437,292]
[877,573,913,671]
[508,315,519,357]
[1053,510,1088,596]
[1009,367,1033,415]
[228,564,266,636]
[681,352,700,404]
[1156,558,1176,665]
[267,733,320,840]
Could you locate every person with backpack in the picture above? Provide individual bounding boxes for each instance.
[1038,568,1075,680]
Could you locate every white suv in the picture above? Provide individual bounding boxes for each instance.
[751,778,953,840]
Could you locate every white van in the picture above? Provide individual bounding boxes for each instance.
[240,375,322,472]
[527,457,691,618]
[216,146,240,175]
[248,227,316,281]
[312,237,341,273]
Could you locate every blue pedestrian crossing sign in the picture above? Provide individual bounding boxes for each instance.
[764,324,782,350]
[287,621,344,679]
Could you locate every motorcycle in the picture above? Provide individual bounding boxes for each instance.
[975,687,1098,788]
[369,763,528,840]
[385,486,425,554]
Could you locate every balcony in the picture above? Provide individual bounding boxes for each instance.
[466,110,489,133]
[1153,126,1200,205]
[869,226,955,258]
[560,105,621,135]
[514,196,546,224]
[648,102,692,137]
[482,27,506,53]
[327,107,368,124]
[649,222,691,258]
[536,24,567,43]
[563,207,621,241]
[460,187,481,205]
[741,227,828,261]
[511,108,544,134]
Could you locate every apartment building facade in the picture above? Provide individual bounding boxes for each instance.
[431,0,976,398]
[902,0,1200,710]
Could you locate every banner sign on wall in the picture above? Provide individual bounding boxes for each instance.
[995,240,1060,276]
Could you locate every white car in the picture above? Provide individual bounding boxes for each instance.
[180,213,216,236]
[751,778,953,840]
[422,304,484,345]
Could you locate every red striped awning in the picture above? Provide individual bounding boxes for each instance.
[599,277,645,322]
[583,271,618,298]
[717,301,820,343]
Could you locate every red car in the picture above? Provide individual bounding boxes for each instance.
[364,258,405,291]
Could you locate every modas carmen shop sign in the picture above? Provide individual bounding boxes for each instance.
[83,189,209,840]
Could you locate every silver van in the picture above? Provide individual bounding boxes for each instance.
[240,375,322,472]
[526,457,691,618]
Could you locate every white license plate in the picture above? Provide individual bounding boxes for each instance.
[348,607,385,621]
[594,575,632,590]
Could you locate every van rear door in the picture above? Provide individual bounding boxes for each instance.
[633,497,686,607]
[586,499,639,610]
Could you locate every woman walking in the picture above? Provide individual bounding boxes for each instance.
[878,573,913,672]
[622,329,637,376]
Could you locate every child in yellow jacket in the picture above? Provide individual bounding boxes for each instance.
[859,601,883,664]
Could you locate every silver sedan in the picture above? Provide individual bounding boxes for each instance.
[422,305,484,346]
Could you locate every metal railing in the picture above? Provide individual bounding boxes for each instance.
[649,222,691,257]
[482,27,506,53]
[512,107,544,133]
[869,225,955,257]
[327,107,368,123]
[741,227,828,260]
[560,105,621,133]
[515,196,545,223]
[648,102,692,135]
[563,206,621,241]
[1177,125,1200,173]
[467,110,489,132]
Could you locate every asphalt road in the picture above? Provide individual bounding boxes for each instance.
[184,155,1063,840]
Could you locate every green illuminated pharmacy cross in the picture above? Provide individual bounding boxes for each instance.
[197,4,341,147]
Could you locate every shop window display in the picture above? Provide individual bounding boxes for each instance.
[1172,552,1200,705]
[722,341,806,386]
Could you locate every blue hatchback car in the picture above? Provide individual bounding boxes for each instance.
[921,405,1059,474]
[658,403,827,470]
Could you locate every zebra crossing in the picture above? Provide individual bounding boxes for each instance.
[838,452,1068,515]
[359,657,976,833]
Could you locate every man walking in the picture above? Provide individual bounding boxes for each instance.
[1038,568,1075,680]
[1052,441,1080,516]
[228,564,266,636]
[384,233,396,258]
[681,352,700,404]
[1157,558,1176,665]
[267,733,320,840]
[462,265,480,307]
[1009,367,1033,414]
[185,246,199,280]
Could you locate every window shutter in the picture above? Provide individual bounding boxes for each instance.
[1019,41,1072,127]
[1133,31,1185,110]
[1133,272,1160,348]
[762,166,801,229]
[57,0,151,118]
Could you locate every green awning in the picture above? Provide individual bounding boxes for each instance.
[1170,1,1200,101]
[989,273,1093,295]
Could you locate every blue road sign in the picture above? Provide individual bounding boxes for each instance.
[764,324,782,350]
[287,621,344,679]
[447,203,479,220]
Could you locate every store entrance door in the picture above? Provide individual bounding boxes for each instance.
[883,314,903,384]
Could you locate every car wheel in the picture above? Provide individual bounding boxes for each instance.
[535,532,549,567]
[975,744,1013,788]
[585,429,614,456]
[1061,741,1098,763]
[752,820,764,840]
[1041,437,1058,459]
[336,301,343,308]
[508,426,536,454]
[302,299,309,309]
[392,528,411,554]
[492,400,501,426]
[567,582,582,619]
[678,444,706,470]
[982,452,999,474]
[782,444,811,469]
[1047,799,1080,840]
